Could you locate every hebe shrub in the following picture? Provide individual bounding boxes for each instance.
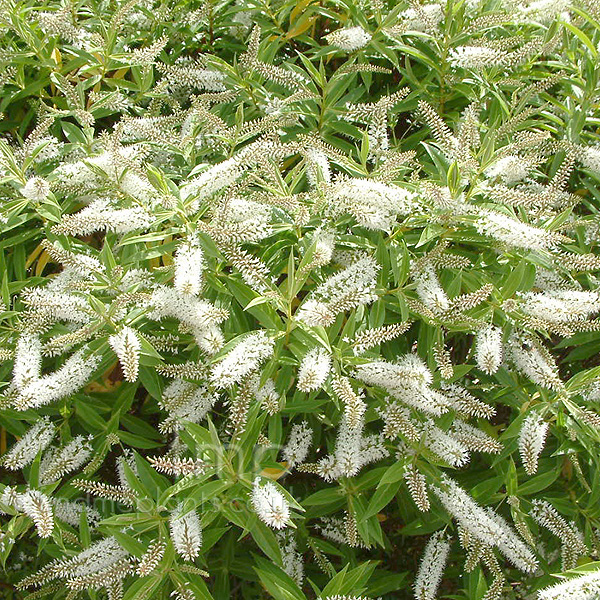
[1,0,600,598]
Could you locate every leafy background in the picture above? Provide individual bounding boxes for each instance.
[1,0,600,598]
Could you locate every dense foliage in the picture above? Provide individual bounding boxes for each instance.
[2,0,600,598]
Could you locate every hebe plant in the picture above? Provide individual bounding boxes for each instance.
[2,0,600,598]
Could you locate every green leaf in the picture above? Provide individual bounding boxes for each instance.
[362,481,401,520]
[112,531,147,557]
[133,451,171,497]
[320,562,378,596]
[138,366,164,400]
[518,469,559,496]
[122,575,163,600]
[254,556,306,600]
[378,461,406,486]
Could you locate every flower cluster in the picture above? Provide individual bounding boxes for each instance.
[325,27,371,52]
[251,478,290,529]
